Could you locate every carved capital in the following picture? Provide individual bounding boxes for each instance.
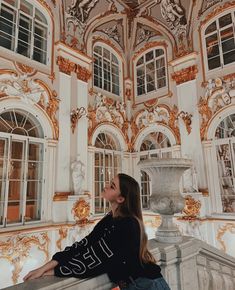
[76,64,91,82]
[171,65,198,85]
[56,56,76,75]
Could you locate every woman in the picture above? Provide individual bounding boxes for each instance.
[24,173,170,290]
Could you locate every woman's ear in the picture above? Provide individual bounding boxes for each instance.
[117,195,125,204]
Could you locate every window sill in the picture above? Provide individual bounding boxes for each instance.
[134,87,169,105]
[0,221,73,236]
[0,47,51,75]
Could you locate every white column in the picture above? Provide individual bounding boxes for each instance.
[171,53,207,191]
[44,139,57,221]
[74,79,89,190]
[55,72,71,192]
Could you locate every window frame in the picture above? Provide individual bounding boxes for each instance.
[134,46,168,104]
[0,132,46,227]
[0,0,52,66]
[202,9,235,74]
[92,42,123,100]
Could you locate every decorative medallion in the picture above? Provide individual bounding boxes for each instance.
[182,195,201,220]
[72,198,91,225]
[14,62,37,76]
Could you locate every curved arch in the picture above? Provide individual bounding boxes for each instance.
[134,123,177,152]
[0,97,55,139]
[206,105,235,140]
[91,123,128,151]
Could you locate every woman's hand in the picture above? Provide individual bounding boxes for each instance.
[23,267,45,281]
[23,260,58,281]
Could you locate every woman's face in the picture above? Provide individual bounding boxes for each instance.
[102,175,124,204]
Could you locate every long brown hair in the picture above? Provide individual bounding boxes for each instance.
[114,173,156,264]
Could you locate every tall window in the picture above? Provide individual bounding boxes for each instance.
[93,45,120,95]
[94,133,121,214]
[139,132,172,210]
[0,0,49,64]
[136,48,167,97]
[214,114,235,213]
[204,11,235,70]
[0,109,45,227]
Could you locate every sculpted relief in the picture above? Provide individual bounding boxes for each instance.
[68,0,99,23]
[160,0,186,33]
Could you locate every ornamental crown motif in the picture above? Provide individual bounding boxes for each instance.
[182,195,201,220]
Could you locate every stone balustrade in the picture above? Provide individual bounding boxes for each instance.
[3,236,235,290]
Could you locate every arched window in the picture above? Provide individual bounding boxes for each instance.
[94,132,121,214]
[0,0,50,64]
[0,109,45,227]
[139,132,172,210]
[214,113,235,213]
[136,48,167,97]
[204,11,235,71]
[93,45,120,96]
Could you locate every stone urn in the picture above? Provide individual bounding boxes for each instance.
[138,158,192,243]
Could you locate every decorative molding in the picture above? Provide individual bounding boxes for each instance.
[171,65,198,85]
[76,64,91,82]
[182,195,201,220]
[14,62,37,76]
[0,233,49,285]
[92,36,123,57]
[56,227,68,251]
[53,192,72,201]
[177,111,193,134]
[56,56,76,75]
[216,223,235,252]
[198,0,222,18]
[70,107,87,133]
[198,97,213,140]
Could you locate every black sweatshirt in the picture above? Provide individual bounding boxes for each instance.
[52,213,162,283]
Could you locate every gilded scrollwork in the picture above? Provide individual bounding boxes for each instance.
[76,64,91,82]
[56,227,68,251]
[72,198,92,226]
[182,195,201,220]
[177,111,193,135]
[0,233,49,285]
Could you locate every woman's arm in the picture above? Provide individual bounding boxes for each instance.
[23,260,58,281]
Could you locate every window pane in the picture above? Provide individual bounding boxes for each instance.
[94,45,102,55]
[3,0,18,7]
[27,162,43,180]
[112,54,118,64]
[219,13,232,28]
[137,56,143,66]
[33,48,46,64]
[35,8,47,24]
[11,141,23,160]
[7,180,23,223]
[0,5,16,50]
[155,49,164,57]
[26,181,41,221]
[7,201,21,223]
[20,0,33,16]
[158,77,166,89]
[205,21,217,35]
[28,143,43,161]
[145,50,154,62]
[103,48,110,59]
[223,51,235,65]
[208,56,221,70]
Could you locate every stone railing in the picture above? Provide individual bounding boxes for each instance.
[3,236,235,290]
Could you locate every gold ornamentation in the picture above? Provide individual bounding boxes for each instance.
[144,98,158,108]
[198,97,212,140]
[0,233,49,285]
[72,198,91,226]
[56,227,68,251]
[177,111,192,134]
[216,223,235,252]
[71,107,87,133]
[133,41,168,61]
[168,105,180,144]
[53,192,72,201]
[171,65,198,85]
[56,56,76,75]
[14,62,37,76]
[76,64,91,82]
[182,195,201,220]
